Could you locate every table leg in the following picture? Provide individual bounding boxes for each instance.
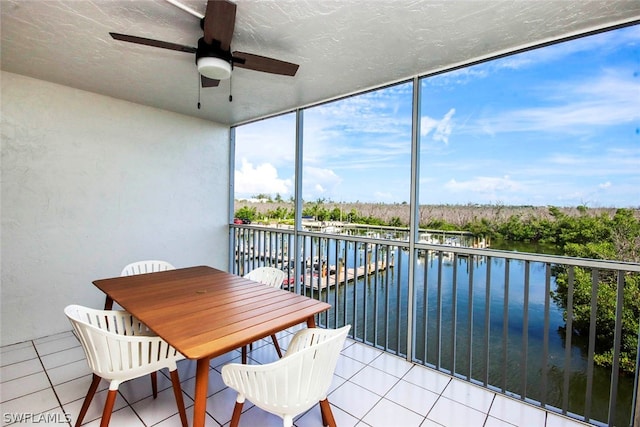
[306,315,338,425]
[306,315,317,328]
[193,357,211,427]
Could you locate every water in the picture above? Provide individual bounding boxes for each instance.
[311,243,634,426]
[490,239,563,255]
[238,232,635,426]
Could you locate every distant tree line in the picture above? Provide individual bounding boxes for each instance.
[235,198,638,248]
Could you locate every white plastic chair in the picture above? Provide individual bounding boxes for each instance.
[103,260,177,396]
[242,266,287,363]
[64,305,188,427]
[222,325,351,427]
[103,260,175,310]
[244,266,286,288]
[120,260,175,277]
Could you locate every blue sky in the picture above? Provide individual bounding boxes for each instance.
[235,25,639,207]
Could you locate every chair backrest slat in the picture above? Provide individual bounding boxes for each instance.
[221,325,350,416]
[64,304,182,383]
[120,260,175,277]
[244,266,286,288]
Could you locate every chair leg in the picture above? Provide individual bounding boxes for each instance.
[241,346,247,364]
[270,334,283,358]
[151,371,158,398]
[230,401,244,427]
[75,374,101,427]
[99,389,118,427]
[319,399,336,427]
[169,369,188,427]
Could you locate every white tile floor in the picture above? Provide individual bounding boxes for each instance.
[1,326,590,427]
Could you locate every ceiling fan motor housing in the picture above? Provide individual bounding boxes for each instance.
[196,38,233,80]
[196,38,232,64]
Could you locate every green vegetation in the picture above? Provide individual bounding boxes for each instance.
[234,205,258,221]
[550,208,640,374]
[235,198,640,373]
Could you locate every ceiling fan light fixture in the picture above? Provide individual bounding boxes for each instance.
[197,57,232,80]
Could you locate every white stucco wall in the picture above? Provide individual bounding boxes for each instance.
[1,72,230,345]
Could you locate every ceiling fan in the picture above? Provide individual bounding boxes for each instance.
[109,0,299,90]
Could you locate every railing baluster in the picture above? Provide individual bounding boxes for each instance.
[373,244,380,348]
[483,256,491,386]
[250,229,257,271]
[585,268,599,422]
[384,246,391,352]
[311,237,317,300]
[522,260,530,400]
[336,239,346,328]
[342,242,348,329]
[363,242,369,345]
[562,266,575,415]
[423,250,430,364]
[467,256,474,381]
[398,245,405,358]
[323,238,331,326]
[541,262,551,408]
[608,271,625,426]
[633,320,640,427]
[502,258,510,393]
[352,240,358,341]
[451,253,459,375]
[436,251,443,369]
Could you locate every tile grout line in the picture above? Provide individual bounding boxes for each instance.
[325,341,379,422]
[482,393,498,427]
[31,339,72,427]
[422,374,452,425]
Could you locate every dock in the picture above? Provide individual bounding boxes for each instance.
[284,260,393,291]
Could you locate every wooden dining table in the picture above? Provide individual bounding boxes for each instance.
[93,265,331,427]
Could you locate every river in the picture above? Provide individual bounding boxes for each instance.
[307,239,633,426]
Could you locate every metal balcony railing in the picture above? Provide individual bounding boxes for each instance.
[229,223,640,427]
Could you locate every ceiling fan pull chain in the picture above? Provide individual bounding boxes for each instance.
[229,76,233,102]
[197,76,202,109]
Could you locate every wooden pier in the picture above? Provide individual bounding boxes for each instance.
[284,260,393,291]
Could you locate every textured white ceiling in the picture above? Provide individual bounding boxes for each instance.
[2,0,639,126]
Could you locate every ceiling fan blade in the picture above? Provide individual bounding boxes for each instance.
[201,75,220,87]
[110,33,196,54]
[232,52,299,76]
[203,0,236,50]
[164,0,204,19]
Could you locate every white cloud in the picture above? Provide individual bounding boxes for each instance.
[599,181,612,189]
[424,67,489,87]
[310,83,412,136]
[421,108,455,144]
[545,147,640,177]
[472,68,639,135]
[445,175,523,195]
[234,158,292,197]
[302,166,342,200]
[234,114,296,166]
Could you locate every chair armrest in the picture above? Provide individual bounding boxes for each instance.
[222,352,311,408]
[98,310,157,336]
